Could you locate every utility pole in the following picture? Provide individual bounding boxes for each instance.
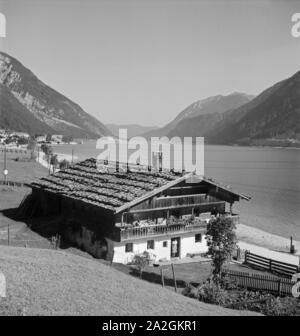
[71,148,74,164]
[7,223,10,246]
[3,145,8,184]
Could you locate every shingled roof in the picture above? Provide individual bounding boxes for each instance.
[31,158,250,213]
[31,158,186,212]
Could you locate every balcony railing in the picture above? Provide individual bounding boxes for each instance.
[117,213,240,241]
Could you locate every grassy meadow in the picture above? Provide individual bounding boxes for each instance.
[0,149,49,247]
[0,149,47,183]
[0,245,261,316]
[0,148,262,316]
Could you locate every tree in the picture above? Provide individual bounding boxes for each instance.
[41,144,52,156]
[50,154,59,173]
[50,154,58,165]
[27,138,37,160]
[46,134,52,142]
[27,138,37,151]
[17,137,29,145]
[131,251,151,278]
[62,135,73,143]
[59,159,70,170]
[206,217,237,279]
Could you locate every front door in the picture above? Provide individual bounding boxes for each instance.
[171,237,180,258]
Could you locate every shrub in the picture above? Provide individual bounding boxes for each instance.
[182,284,199,299]
[183,280,300,315]
[249,294,300,316]
[183,279,229,305]
[197,280,229,305]
[218,272,239,290]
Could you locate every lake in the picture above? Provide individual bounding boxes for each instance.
[52,141,300,240]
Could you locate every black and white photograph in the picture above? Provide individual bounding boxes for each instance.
[0,0,300,320]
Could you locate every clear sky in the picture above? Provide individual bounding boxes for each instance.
[0,0,299,126]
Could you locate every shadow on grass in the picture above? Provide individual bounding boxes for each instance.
[0,206,77,251]
[1,207,17,219]
[112,263,195,289]
[137,270,190,288]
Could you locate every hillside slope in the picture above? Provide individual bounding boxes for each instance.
[168,112,223,139]
[143,92,253,138]
[0,52,111,138]
[0,83,54,134]
[0,246,260,316]
[143,71,300,146]
[207,71,300,145]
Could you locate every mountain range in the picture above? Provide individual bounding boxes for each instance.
[106,123,158,138]
[206,71,300,145]
[0,51,111,138]
[143,92,254,138]
[1,51,299,146]
[143,72,300,147]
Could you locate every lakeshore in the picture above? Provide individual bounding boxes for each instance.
[237,223,300,256]
[1,147,299,266]
[36,152,79,171]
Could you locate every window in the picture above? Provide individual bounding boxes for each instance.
[125,243,133,253]
[195,233,202,243]
[147,240,155,249]
[163,241,168,248]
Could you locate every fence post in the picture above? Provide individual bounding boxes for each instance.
[56,234,61,249]
[277,279,282,296]
[171,264,177,292]
[160,267,165,288]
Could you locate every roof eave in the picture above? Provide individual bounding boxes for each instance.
[202,176,251,201]
[114,172,193,214]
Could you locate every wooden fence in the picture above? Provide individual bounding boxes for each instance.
[0,148,28,154]
[244,251,299,278]
[223,269,296,296]
[0,180,27,187]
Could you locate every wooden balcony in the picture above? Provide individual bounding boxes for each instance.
[117,213,240,241]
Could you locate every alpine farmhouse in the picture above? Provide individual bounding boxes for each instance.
[21,158,250,264]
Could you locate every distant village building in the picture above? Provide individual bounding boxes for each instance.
[51,134,63,143]
[22,159,250,264]
[12,132,30,139]
[0,129,7,143]
[35,135,47,143]
[0,130,30,145]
